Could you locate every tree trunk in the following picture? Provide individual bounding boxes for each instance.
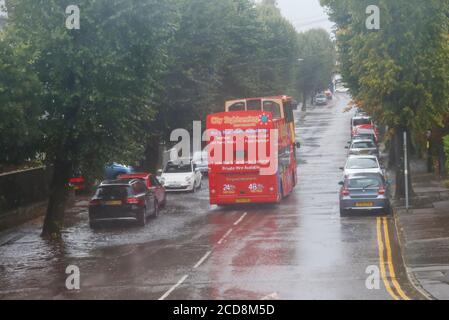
[394,127,415,201]
[41,158,73,239]
[140,135,161,172]
[301,92,307,111]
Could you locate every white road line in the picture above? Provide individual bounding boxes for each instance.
[193,250,212,269]
[234,212,248,226]
[217,228,233,245]
[158,275,189,300]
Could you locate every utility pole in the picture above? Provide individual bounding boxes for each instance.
[404,131,409,210]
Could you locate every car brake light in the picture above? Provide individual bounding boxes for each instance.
[342,188,350,196]
[89,199,101,206]
[126,197,140,204]
[378,187,386,195]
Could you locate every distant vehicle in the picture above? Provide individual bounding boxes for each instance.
[88,179,159,228]
[335,86,349,93]
[341,155,384,177]
[69,170,85,192]
[118,173,166,208]
[104,163,135,180]
[339,173,391,216]
[192,150,209,175]
[351,116,373,133]
[346,139,379,157]
[315,93,327,106]
[352,127,378,145]
[160,159,202,192]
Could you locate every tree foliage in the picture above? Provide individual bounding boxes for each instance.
[321,0,449,197]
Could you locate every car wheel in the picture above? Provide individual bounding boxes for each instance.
[137,207,147,226]
[340,207,349,217]
[153,200,160,218]
[160,194,167,208]
[198,180,202,190]
[89,220,99,229]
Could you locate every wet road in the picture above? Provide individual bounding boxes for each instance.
[0,94,425,300]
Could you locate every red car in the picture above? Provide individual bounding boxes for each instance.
[69,176,86,191]
[118,173,166,208]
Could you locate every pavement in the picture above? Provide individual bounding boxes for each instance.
[393,159,449,300]
[0,94,427,300]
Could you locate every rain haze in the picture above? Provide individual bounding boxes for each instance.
[276,0,334,33]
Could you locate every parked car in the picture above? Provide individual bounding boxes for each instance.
[88,179,159,228]
[351,116,373,133]
[352,127,378,145]
[341,155,384,177]
[118,173,166,208]
[192,150,209,175]
[104,163,135,180]
[315,93,328,106]
[346,139,379,157]
[160,159,202,192]
[339,172,391,216]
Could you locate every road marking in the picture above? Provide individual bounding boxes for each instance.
[382,217,410,300]
[376,217,400,300]
[158,274,189,300]
[217,228,233,245]
[234,212,248,226]
[193,250,212,269]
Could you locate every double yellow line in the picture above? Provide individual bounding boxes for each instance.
[376,217,410,300]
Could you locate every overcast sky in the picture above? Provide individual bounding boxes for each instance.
[276,0,334,33]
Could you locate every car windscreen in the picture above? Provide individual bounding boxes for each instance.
[352,141,375,149]
[164,163,192,173]
[346,158,378,169]
[353,134,375,141]
[348,177,382,189]
[353,118,371,126]
[95,186,131,200]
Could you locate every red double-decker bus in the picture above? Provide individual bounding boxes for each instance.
[206,96,299,205]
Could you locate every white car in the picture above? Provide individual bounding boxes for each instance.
[192,150,209,175]
[341,155,384,177]
[160,160,202,192]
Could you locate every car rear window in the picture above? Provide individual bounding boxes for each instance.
[95,186,131,200]
[164,163,192,173]
[353,118,371,126]
[348,177,382,189]
[346,158,378,169]
[353,141,375,149]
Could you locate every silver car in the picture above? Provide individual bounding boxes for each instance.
[341,155,384,177]
[346,139,379,157]
[339,173,391,216]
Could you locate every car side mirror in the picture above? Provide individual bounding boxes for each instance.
[339,167,344,171]
[338,181,344,186]
[157,169,163,176]
[296,142,301,149]
[345,146,349,149]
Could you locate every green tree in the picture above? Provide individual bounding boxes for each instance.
[321,0,449,199]
[3,0,177,237]
[296,28,336,109]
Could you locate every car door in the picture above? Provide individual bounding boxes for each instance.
[150,175,164,203]
[192,163,200,187]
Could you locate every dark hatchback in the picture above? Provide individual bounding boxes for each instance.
[88,179,159,228]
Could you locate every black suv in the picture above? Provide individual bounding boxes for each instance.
[88,179,159,228]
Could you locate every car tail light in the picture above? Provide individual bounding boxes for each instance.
[89,199,101,206]
[378,187,386,195]
[126,197,140,204]
[342,188,350,196]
